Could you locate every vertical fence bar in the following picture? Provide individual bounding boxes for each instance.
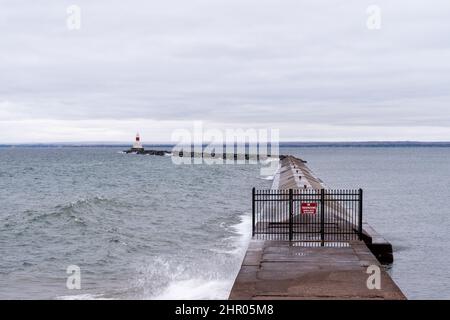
[320,188,325,246]
[289,189,293,242]
[264,189,267,240]
[346,190,349,241]
[252,187,255,237]
[358,188,363,240]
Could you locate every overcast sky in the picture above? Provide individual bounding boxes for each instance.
[1,0,449,143]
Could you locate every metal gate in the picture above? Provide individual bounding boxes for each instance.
[252,188,363,245]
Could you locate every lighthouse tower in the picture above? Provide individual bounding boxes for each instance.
[131,133,144,152]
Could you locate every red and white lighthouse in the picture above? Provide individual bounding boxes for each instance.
[131,133,144,151]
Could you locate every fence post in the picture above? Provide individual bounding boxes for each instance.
[358,188,363,240]
[320,188,325,247]
[252,187,256,237]
[289,189,293,241]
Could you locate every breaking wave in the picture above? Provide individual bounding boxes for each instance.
[132,214,251,300]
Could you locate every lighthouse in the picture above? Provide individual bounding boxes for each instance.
[131,133,144,152]
[124,133,170,155]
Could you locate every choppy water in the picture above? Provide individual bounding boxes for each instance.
[0,147,269,299]
[0,146,449,299]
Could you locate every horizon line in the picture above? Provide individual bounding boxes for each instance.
[2,140,450,146]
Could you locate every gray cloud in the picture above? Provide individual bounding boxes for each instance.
[0,0,450,142]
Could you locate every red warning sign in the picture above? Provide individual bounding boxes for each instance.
[301,202,317,215]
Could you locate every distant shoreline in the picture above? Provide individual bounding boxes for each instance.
[1,142,450,148]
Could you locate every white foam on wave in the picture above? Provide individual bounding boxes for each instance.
[212,213,252,256]
[133,257,233,300]
[151,278,230,300]
[231,214,252,250]
[150,215,252,300]
[56,293,111,300]
[260,157,279,165]
[135,214,253,300]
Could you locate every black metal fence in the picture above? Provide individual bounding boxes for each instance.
[252,188,363,245]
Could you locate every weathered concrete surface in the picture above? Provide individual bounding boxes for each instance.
[229,240,406,300]
[274,156,326,190]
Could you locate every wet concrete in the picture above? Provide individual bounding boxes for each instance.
[229,240,405,300]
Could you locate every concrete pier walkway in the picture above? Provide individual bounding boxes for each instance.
[229,240,405,299]
[229,155,405,300]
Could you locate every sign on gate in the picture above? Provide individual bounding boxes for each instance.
[301,202,317,214]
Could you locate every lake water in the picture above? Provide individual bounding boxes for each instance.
[0,146,449,299]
